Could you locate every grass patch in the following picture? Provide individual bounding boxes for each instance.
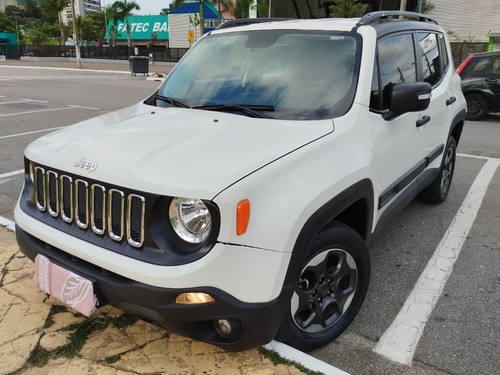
[43,305,68,329]
[28,312,137,367]
[104,354,122,364]
[259,347,325,375]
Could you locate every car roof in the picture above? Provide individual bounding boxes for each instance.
[469,51,500,58]
[213,11,443,37]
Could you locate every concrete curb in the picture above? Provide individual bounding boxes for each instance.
[265,341,351,375]
[0,215,15,232]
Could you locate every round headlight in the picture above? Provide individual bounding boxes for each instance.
[169,197,212,244]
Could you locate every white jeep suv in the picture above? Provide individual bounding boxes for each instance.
[15,11,466,352]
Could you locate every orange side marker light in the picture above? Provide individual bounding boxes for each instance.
[236,199,250,236]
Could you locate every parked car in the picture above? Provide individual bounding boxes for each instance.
[15,11,466,352]
[457,51,500,120]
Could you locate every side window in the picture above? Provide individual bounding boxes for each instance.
[418,32,441,85]
[469,56,494,75]
[438,34,449,73]
[373,33,416,110]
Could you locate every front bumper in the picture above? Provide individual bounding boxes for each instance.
[16,225,292,351]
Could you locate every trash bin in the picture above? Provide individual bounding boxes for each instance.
[129,55,149,76]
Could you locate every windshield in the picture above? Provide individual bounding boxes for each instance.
[155,29,361,120]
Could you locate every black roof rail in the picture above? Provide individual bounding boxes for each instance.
[357,11,438,26]
[215,18,294,30]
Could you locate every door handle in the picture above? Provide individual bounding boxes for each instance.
[446,96,456,106]
[416,115,431,127]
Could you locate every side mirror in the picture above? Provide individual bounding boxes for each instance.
[383,82,432,120]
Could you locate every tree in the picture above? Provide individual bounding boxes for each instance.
[212,0,234,24]
[40,0,69,45]
[234,0,267,19]
[329,0,367,18]
[25,0,42,19]
[112,0,140,48]
[0,11,16,33]
[104,3,121,46]
[86,10,109,46]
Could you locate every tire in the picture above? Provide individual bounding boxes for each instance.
[418,136,457,204]
[276,222,370,352]
[465,93,488,121]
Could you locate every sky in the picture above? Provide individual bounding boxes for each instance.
[132,0,173,15]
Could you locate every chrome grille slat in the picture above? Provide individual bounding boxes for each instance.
[128,194,146,247]
[60,175,73,222]
[47,171,59,217]
[91,184,106,235]
[109,189,124,241]
[32,165,146,248]
[75,179,89,229]
[34,166,46,211]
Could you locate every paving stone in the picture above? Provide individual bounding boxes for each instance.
[39,331,70,350]
[0,227,314,375]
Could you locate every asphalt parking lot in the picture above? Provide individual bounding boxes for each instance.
[0,62,499,375]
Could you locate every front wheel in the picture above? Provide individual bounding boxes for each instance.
[418,136,456,204]
[276,223,370,352]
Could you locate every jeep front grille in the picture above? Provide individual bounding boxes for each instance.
[33,166,145,248]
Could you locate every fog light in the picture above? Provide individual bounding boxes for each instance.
[214,318,242,339]
[216,319,232,335]
[176,292,214,305]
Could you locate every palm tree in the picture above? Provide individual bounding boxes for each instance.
[106,2,122,46]
[112,0,140,47]
[41,0,69,45]
[212,0,234,25]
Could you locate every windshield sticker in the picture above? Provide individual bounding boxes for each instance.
[330,36,345,41]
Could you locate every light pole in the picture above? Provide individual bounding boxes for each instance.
[70,0,82,68]
[13,11,19,45]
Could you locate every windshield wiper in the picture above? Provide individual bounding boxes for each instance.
[193,104,275,118]
[156,94,191,108]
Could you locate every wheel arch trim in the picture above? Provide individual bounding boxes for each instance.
[282,179,374,289]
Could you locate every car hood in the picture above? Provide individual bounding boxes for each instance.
[25,102,333,198]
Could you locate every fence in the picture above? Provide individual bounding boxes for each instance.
[17,45,189,63]
[15,41,489,67]
[450,42,489,67]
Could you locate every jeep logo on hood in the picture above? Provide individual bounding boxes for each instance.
[74,158,98,172]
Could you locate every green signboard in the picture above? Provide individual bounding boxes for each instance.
[107,15,169,41]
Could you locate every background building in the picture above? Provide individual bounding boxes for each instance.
[271,0,499,42]
[61,0,101,24]
[428,1,499,42]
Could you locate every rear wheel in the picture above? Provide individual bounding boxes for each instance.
[419,136,456,204]
[465,93,488,121]
[276,222,370,352]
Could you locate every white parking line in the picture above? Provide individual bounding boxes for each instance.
[0,170,24,179]
[19,99,49,103]
[374,156,500,365]
[0,126,65,140]
[0,105,99,118]
[0,99,47,105]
